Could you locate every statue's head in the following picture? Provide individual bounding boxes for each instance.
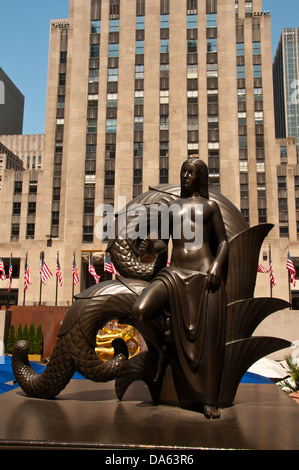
[180,158,209,199]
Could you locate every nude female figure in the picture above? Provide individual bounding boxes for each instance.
[132,158,229,419]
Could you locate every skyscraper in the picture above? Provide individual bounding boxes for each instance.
[0,0,298,307]
[273,27,299,160]
[0,68,24,135]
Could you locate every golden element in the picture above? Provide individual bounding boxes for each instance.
[95,322,140,361]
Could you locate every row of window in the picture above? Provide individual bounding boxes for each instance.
[11,180,38,242]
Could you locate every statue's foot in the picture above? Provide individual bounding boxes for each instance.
[154,346,167,383]
[203,405,221,419]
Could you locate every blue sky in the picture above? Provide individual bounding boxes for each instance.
[0,0,298,135]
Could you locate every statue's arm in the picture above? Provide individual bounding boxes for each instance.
[207,201,229,291]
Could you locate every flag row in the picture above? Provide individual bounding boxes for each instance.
[0,249,296,292]
[257,249,297,288]
[0,253,119,293]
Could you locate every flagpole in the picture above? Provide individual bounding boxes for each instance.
[8,252,12,306]
[55,252,59,307]
[72,253,75,304]
[23,253,27,306]
[269,245,272,298]
[39,251,43,306]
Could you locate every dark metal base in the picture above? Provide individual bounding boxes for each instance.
[0,379,299,450]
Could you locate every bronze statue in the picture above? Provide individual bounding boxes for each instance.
[11,158,291,419]
[131,159,228,418]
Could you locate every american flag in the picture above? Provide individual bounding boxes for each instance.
[88,254,101,284]
[24,256,31,292]
[258,264,268,273]
[269,252,276,287]
[104,253,119,274]
[287,250,296,287]
[8,256,13,292]
[56,256,63,287]
[73,257,80,286]
[0,258,6,281]
[40,254,53,284]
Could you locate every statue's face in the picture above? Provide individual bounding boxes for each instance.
[180,162,199,193]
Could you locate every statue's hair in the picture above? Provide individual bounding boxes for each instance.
[181,158,209,199]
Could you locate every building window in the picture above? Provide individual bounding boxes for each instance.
[207,38,217,53]
[135,91,144,105]
[206,13,217,28]
[160,14,169,29]
[89,68,99,83]
[237,65,245,79]
[83,226,94,243]
[136,16,145,30]
[28,202,36,215]
[134,142,143,158]
[160,39,169,54]
[253,41,261,55]
[254,87,263,101]
[109,19,119,32]
[236,43,244,56]
[11,224,20,241]
[91,20,101,34]
[106,144,116,159]
[108,68,118,82]
[87,119,98,134]
[134,116,143,131]
[57,95,65,108]
[106,119,117,133]
[109,43,119,57]
[60,51,67,64]
[280,146,288,164]
[160,168,168,184]
[105,170,115,186]
[59,73,66,86]
[245,1,253,14]
[253,64,262,78]
[86,145,97,160]
[26,223,35,239]
[136,40,145,55]
[12,202,21,216]
[90,44,100,58]
[107,93,118,107]
[187,14,197,29]
[133,169,142,185]
[110,0,120,19]
[14,181,22,194]
[187,39,197,54]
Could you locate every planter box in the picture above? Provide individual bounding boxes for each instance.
[28,355,43,362]
[6,354,43,362]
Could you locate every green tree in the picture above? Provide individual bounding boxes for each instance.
[16,323,23,343]
[6,325,16,354]
[22,324,29,342]
[28,323,35,354]
[34,323,43,355]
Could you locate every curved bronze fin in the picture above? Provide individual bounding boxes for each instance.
[225,224,274,304]
[218,336,291,407]
[115,351,162,404]
[226,297,290,343]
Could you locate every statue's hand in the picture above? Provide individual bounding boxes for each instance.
[139,239,153,255]
[139,239,167,255]
[207,261,221,292]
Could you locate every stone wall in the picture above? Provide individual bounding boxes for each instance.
[6,306,69,358]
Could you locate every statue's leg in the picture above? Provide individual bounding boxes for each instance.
[201,287,226,418]
[132,280,169,381]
